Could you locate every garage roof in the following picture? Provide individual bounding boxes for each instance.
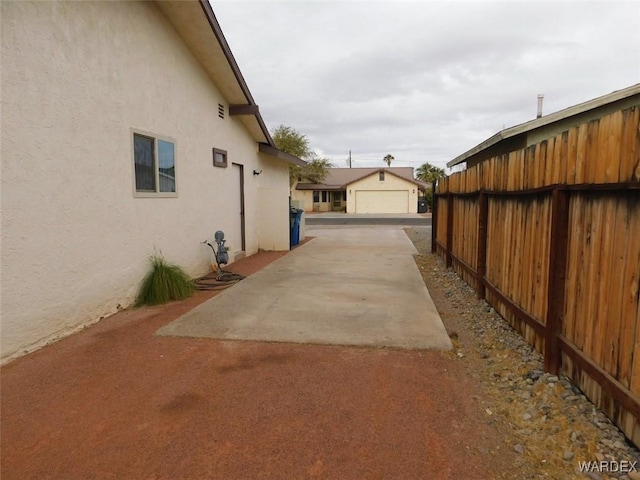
[296,167,430,190]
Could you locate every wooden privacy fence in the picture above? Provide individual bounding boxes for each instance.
[433,105,640,446]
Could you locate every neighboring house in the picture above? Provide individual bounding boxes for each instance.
[293,167,430,214]
[447,83,640,169]
[0,0,304,363]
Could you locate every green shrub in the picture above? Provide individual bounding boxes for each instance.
[135,255,195,306]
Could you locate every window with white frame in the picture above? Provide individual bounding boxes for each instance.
[133,132,176,195]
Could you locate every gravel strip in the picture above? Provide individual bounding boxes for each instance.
[405,226,640,480]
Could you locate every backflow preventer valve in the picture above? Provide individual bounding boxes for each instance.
[213,230,229,266]
[203,230,229,268]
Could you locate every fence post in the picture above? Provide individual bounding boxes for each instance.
[476,191,488,299]
[446,193,453,268]
[431,181,438,254]
[544,187,570,374]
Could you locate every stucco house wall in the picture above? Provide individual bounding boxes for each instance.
[290,187,314,212]
[346,173,419,214]
[0,1,290,362]
[256,155,291,251]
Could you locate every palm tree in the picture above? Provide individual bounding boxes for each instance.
[415,162,445,183]
[383,154,394,167]
[415,162,446,212]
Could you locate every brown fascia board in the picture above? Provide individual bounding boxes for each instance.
[447,83,640,168]
[258,144,307,166]
[229,104,261,116]
[197,0,276,148]
[296,183,343,190]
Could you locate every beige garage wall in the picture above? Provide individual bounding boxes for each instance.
[346,173,419,213]
[290,188,314,212]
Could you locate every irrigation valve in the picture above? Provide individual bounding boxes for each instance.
[203,230,230,269]
[214,230,229,266]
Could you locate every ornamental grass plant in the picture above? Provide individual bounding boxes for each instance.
[135,255,195,306]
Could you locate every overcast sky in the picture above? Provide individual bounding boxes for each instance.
[212,1,640,173]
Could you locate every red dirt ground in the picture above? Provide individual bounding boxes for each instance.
[1,248,517,479]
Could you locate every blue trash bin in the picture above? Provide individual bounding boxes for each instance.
[290,207,303,247]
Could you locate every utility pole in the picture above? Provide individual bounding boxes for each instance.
[348,150,352,168]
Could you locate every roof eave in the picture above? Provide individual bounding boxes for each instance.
[197,0,276,148]
[259,144,307,166]
[446,132,504,168]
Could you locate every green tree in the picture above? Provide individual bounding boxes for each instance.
[415,162,446,211]
[272,124,332,185]
[272,125,313,159]
[415,162,445,183]
[383,154,394,167]
[300,155,333,184]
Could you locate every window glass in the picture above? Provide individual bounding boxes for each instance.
[158,140,175,192]
[134,134,155,192]
[313,191,319,202]
[379,171,385,181]
[322,191,328,202]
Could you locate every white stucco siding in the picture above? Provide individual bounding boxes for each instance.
[346,173,418,214]
[0,1,288,362]
[256,154,291,251]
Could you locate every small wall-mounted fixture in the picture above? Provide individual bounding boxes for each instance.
[213,147,227,168]
[413,189,415,194]
[349,189,352,194]
[253,169,262,176]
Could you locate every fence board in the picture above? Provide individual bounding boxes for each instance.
[535,140,546,188]
[619,106,639,182]
[562,198,579,346]
[553,131,569,185]
[583,196,604,361]
[573,196,588,352]
[575,122,589,184]
[538,196,551,324]
[606,110,624,183]
[597,196,616,372]
[538,137,560,187]
[514,201,526,317]
[524,145,536,190]
[626,199,640,395]
[603,197,625,380]
[595,114,611,183]
[566,126,579,184]
[585,119,601,184]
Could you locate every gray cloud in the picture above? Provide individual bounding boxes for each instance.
[213,0,640,171]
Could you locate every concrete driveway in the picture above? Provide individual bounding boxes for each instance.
[158,226,452,350]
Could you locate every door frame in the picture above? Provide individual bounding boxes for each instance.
[232,163,246,252]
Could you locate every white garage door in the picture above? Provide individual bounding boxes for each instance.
[355,190,409,214]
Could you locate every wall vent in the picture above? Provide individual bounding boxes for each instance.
[218,103,225,119]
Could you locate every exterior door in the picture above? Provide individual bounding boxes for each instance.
[231,163,246,256]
